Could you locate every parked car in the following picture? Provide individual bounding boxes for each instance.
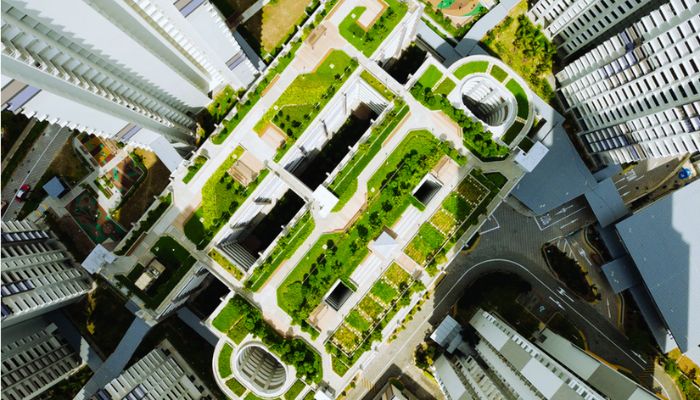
[15,184,30,201]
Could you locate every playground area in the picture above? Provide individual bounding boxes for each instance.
[67,189,126,246]
[79,133,118,167]
[431,0,484,16]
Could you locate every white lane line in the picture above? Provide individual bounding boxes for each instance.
[606,299,612,319]
[560,218,578,229]
[653,375,671,400]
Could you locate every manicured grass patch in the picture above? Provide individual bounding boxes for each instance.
[442,193,472,220]
[255,50,358,161]
[430,209,458,232]
[208,85,240,124]
[502,120,524,144]
[209,249,244,281]
[405,223,446,265]
[453,61,488,79]
[384,263,411,287]
[226,377,247,396]
[227,321,250,344]
[183,156,207,184]
[184,147,267,249]
[434,78,456,96]
[284,380,306,400]
[371,280,399,304]
[213,296,322,382]
[518,137,534,152]
[278,131,462,322]
[361,70,395,100]
[483,4,556,102]
[506,79,529,119]
[484,172,508,189]
[246,213,315,291]
[346,310,372,332]
[410,81,508,160]
[417,65,443,89]
[328,101,409,210]
[304,390,316,400]
[490,65,508,82]
[339,0,408,57]
[333,325,361,353]
[218,344,234,378]
[358,296,385,321]
[116,236,196,309]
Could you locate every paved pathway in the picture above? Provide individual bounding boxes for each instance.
[74,317,152,400]
[2,124,70,220]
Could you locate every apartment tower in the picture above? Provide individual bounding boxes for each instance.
[0,0,257,169]
[1,220,91,327]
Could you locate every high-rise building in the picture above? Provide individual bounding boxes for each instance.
[431,310,658,400]
[551,0,700,165]
[93,340,213,400]
[0,0,257,169]
[1,318,84,400]
[528,0,664,59]
[1,220,92,327]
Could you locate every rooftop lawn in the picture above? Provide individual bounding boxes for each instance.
[490,65,508,82]
[417,65,443,89]
[254,49,358,161]
[360,70,395,100]
[184,147,268,249]
[212,295,322,383]
[506,79,529,119]
[339,0,408,57]
[278,130,462,323]
[453,61,488,79]
[502,120,524,145]
[208,85,240,124]
[328,101,409,211]
[116,236,196,309]
[183,155,207,184]
[434,78,456,96]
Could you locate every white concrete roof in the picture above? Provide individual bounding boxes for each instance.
[313,185,339,218]
[514,141,549,173]
[81,244,116,274]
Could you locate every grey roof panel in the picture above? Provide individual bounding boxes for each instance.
[584,178,629,227]
[615,180,700,351]
[601,256,640,294]
[512,126,597,214]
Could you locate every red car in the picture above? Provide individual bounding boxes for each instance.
[15,184,30,201]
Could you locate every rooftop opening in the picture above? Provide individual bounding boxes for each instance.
[460,76,510,126]
[413,174,443,205]
[235,343,288,396]
[325,280,354,311]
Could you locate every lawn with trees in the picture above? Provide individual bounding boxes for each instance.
[254,50,358,161]
[212,295,322,383]
[482,2,556,103]
[278,130,461,324]
[183,155,207,184]
[360,70,395,100]
[420,1,488,39]
[410,80,508,160]
[339,0,408,57]
[184,147,268,249]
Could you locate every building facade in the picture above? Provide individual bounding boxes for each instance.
[432,310,657,400]
[1,0,257,169]
[528,0,664,59]
[1,220,92,327]
[94,340,213,400]
[553,0,700,165]
[1,318,84,400]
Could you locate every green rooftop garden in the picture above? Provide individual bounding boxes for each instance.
[183,155,207,184]
[417,65,443,89]
[410,80,508,160]
[253,50,358,161]
[360,70,395,100]
[278,130,462,323]
[184,146,268,249]
[212,295,322,383]
[339,0,408,57]
[454,61,488,79]
[506,79,529,119]
[328,263,424,375]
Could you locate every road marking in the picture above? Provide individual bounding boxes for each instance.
[653,375,670,399]
[559,218,578,229]
[535,206,585,231]
[606,299,612,319]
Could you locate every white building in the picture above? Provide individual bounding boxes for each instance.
[0,0,257,170]
[94,340,213,400]
[555,0,700,165]
[528,0,663,58]
[432,310,657,400]
[1,318,84,400]
[1,220,92,327]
